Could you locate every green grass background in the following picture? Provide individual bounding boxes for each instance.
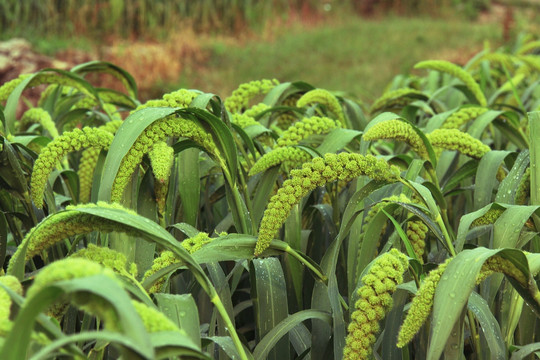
[173,16,503,103]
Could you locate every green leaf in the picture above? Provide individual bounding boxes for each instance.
[316,128,362,154]
[441,159,478,195]
[0,138,30,193]
[31,330,208,360]
[382,209,420,262]
[207,262,235,348]
[0,286,85,359]
[474,151,512,210]
[70,60,138,98]
[191,93,218,110]
[313,238,346,360]
[468,292,506,360]
[177,148,201,226]
[510,343,540,360]
[284,203,304,307]
[205,336,252,360]
[468,110,503,139]
[495,150,529,204]
[345,181,389,296]
[428,248,493,360]
[28,331,151,360]
[340,97,369,130]
[169,222,200,238]
[253,310,332,360]
[381,289,409,360]
[494,205,537,249]
[356,203,398,279]
[250,258,290,360]
[150,331,210,359]
[263,81,314,107]
[154,293,201,347]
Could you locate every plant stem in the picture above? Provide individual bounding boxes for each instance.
[435,213,456,256]
[211,294,250,360]
[283,245,328,283]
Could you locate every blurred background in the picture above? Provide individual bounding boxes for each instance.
[0,0,539,103]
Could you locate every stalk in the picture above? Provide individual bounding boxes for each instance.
[283,245,328,284]
[211,294,250,360]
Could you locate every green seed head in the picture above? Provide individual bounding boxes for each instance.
[131,300,183,333]
[276,116,340,148]
[344,249,408,360]
[427,129,490,159]
[363,119,428,159]
[225,79,279,113]
[71,244,138,278]
[0,275,23,324]
[296,89,345,125]
[255,153,401,255]
[20,107,59,138]
[414,60,487,107]
[397,258,451,347]
[441,106,488,130]
[143,232,213,294]
[31,127,115,208]
[370,88,425,114]
[249,147,311,176]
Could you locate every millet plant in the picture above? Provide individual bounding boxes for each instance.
[2,35,540,359]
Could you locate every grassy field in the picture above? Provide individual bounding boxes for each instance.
[1,10,524,104]
[174,16,503,103]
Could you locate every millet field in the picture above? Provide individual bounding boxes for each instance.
[2,1,540,359]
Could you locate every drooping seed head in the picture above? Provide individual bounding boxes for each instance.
[255,153,401,255]
[31,127,115,208]
[249,147,312,176]
[296,89,345,126]
[414,60,487,107]
[20,107,59,138]
[370,88,426,115]
[225,79,279,113]
[427,129,490,159]
[276,116,340,148]
[363,119,428,159]
[397,258,451,347]
[344,249,408,360]
[441,106,487,130]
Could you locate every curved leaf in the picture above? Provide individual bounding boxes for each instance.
[253,310,332,360]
